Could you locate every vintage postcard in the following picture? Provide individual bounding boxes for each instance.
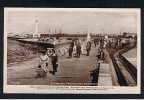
[4,8,141,94]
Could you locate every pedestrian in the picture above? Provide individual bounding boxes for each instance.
[81,40,86,55]
[68,41,74,58]
[90,62,100,86]
[76,40,81,58]
[86,41,91,56]
[73,41,77,57]
[68,46,73,57]
[94,38,98,47]
[35,65,47,78]
[101,50,105,61]
[51,49,58,75]
[96,48,101,60]
[36,50,49,78]
[103,40,107,48]
[47,48,53,57]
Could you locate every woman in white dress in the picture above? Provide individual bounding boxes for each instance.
[36,51,49,78]
[81,41,86,55]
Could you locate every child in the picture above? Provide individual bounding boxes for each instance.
[36,51,49,78]
[40,51,49,72]
[35,65,47,78]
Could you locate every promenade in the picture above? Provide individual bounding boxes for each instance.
[7,43,99,85]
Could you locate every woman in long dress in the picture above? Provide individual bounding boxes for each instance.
[36,51,49,78]
[73,41,77,57]
[81,39,88,55]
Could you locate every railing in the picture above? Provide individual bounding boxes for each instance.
[119,54,137,82]
[107,43,137,86]
[111,56,128,86]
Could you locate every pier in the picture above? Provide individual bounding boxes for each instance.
[7,43,98,85]
[7,25,137,86]
[7,37,137,86]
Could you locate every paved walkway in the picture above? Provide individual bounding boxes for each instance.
[7,44,99,85]
[98,63,112,86]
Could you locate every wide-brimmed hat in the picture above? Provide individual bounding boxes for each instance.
[47,48,54,50]
[39,50,46,53]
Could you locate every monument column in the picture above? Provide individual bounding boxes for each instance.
[33,18,39,38]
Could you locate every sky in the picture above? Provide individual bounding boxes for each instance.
[6,9,138,34]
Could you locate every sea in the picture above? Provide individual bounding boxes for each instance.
[7,37,86,66]
[7,39,42,65]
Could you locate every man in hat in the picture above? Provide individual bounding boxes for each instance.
[76,40,81,58]
[51,49,58,75]
[86,41,91,56]
[68,41,74,58]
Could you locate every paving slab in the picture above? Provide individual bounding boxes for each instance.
[98,63,113,86]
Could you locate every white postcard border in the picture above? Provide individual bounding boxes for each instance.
[3,8,141,94]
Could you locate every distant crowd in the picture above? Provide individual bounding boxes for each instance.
[35,36,137,78]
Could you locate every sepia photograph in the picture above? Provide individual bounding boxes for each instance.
[4,8,140,94]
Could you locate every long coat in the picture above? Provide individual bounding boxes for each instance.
[86,41,91,51]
